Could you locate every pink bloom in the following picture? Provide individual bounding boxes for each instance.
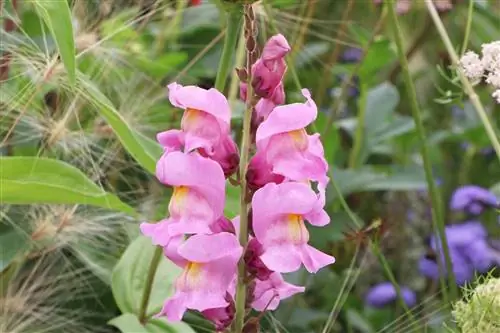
[251,34,291,99]
[252,272,304,311]
[162,83,239,176]
[252,182,334,273]
[248,89,328,189]
[147,151,225,238]
[201,296,235,331]
[254,82,285,122]
[245,238,273,280]
[158,233,242,321]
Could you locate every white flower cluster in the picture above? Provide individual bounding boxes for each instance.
[460,41,500,104]
[452,277,500,333]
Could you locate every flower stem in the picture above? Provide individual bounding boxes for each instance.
[387,0,456,302]
[234,4,256,331]
[424,0,500,163]
[460,0,474,56]
[214,8,243,92]
[138,246,163,324]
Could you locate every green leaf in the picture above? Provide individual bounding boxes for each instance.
[111,236,181,316]
[0,157,135,216]
[328,166,426,201]
[134,53,188,79]
[359,39,396,80]
[34,0,76,85]
[0,229,29,272]
[79,75,162,174]
[364,82,400,136]
[109,313,195,333]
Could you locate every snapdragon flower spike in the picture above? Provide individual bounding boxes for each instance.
[158,83,239,176]
[142,151,225,240]
[252,272,304,311]
[248,89,328,189]
[252,182,334,273]
[159,232,242,321]
[251,34,291,99]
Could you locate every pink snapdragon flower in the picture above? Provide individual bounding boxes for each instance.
[141,151,225,241]
[252,272,304,311]
[252,34,291,99]
[158,83,239,176]
[159,233,242,321]
[247,89,328,189]
[252,182,334,273]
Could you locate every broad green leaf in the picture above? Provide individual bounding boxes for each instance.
[0,229,29,272]
[34,0,76,85]
[0,157,135,216]
[328,166,426,201]
[109,313,195,333]
[364,82,400,136]
[111,236,181,316]
[79,75,162,174]
[359,39,396,80]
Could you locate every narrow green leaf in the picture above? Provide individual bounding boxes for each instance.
[0,157,135,216]
[109,313,196,333]
[79,75,162,174]
[111,236,181,316]
[34,0,76,85]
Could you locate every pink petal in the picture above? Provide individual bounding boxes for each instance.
[178,233,242,264]
[162,235,187,268]
[252,182,318,239]
[155,151,225,219]
[247,151,285,190]
[158,292,188,321]
[140,219,172,246]
[256,89,317,143]
[167,82,230,132]
[262,34,291,61]
[299,244,335,273]
[156,129,184,152]
[198,134,239,177]
[252,272,304,311]
[182,110,223,154]
[260,243,303,273]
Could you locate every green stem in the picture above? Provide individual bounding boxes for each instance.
[233,66,253,333]
[233,5,254,331]
[460,0,474,56]
[387,0,455,302]
[214,9,242,92]
[424,0,500,163]
[138,246,163,324]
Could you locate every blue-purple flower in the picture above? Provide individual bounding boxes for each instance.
[419,221,495,286]
[364,282,416,308]
[450,185,498,215]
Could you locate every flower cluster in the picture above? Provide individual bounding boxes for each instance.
[460,41,500,103]
[140,34,334,331]
[140,83,243,328]
[418,185,499,286]
[453,277,500,333]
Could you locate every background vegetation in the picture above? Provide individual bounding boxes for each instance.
[1,0,500,332]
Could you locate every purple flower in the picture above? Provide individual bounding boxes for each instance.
[450,185,498,215]
[364,282,416,308]
[419,250,474,286]
[420,221,494,285]
[340,48,362,63]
